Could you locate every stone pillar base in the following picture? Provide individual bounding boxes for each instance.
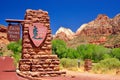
[18,55,66,78]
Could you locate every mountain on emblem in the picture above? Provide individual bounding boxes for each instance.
[29,23,47,47]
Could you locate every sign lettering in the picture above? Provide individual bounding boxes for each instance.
[7,24,20,41]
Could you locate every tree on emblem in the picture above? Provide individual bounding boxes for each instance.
[32,26,42,40]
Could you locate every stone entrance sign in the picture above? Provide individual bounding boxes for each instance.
[17,9,65,79]
[7,24,20,41]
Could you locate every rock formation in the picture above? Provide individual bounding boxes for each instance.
[111,14,120,34]
[54,27,74,41]
[67,14,120,48]
[77,14,113,36]
[0,25,9,45]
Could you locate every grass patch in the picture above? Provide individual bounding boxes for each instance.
[92,58,120,74]
[60,58,84,71]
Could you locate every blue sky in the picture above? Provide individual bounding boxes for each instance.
[0,0,120,34]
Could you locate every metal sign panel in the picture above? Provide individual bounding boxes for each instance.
[29,23,47,47]
[7,24,20,41]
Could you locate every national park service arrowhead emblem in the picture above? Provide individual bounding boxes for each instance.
[29,23,47,47]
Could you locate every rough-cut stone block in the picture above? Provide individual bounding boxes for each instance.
[23,31,28,34]
[31,55,40,59]
[26,16,33,20]
[23,35,29,39]
[31,72,40,77]
[38,68,44,72]
[45,68,53,71]
[19,65,30,71]
[40,55,58,59]
[32,59,40,65]
[41,46,47,49]
[54,66,60,71]
[49,64,55,68]
[47,44,52,49]
[45,59,52,64]
[28,49,34,52]
[24,28,29,31]
[23,54,31,59]
[19,59,31,65]
[29,52,36,55]
[38,52,46,55]
[22,49,28,53]
[23,43,32,48]
[42,64,49,68]
[23,39,30,43]
[46,37,52,41]
[44,41,51,45]
[52,60,60,64]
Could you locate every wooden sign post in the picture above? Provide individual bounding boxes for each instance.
[6,19,24,41]
[7,24,20,41]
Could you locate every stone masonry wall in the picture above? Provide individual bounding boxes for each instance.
[18,9,65,77]
[22,9,52,59]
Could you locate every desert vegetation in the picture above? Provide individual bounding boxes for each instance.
[52,39,120,74]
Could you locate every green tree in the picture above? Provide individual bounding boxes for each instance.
[76,44,111,62]
[77,44,94,60]
[7,39,22,64]
[52,39,67,58]
[66,48,80,59]
[111,48,120,60]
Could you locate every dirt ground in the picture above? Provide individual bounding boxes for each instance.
[41,70,120,80]
[0,70,120,80]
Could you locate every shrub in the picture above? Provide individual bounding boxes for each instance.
[52,39,81,59]
[93,58,120,73]
[0,52,3,56]
[111,48,120,60]
[7,39,22,65]
[60,58,78,68]
[52,39,67,58]
[76,44,112,62]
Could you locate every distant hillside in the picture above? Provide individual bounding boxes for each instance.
[53,27,75,41]
[54,14,120,48]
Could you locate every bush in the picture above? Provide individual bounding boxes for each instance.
[7,39,22,65]
[111,48,120,60]
[76,44,112,62]
[52,39,67,58]
[60,58,78,68]
[93,58,120,73]
[52,39,82,59]
[0,52,3,56]
[7,40,22,54]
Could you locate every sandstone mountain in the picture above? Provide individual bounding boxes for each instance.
[53,27,75,41]
[54,14,120,48]
[76,14,113,36]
